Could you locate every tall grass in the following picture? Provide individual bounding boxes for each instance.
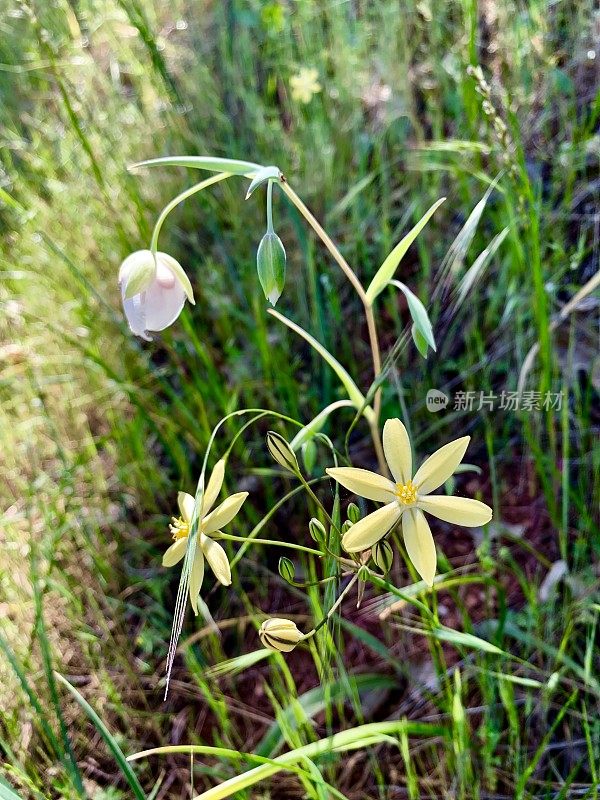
[1,1,599,798]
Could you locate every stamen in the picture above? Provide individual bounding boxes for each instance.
[169,516,189,540]
[395,480,417,505]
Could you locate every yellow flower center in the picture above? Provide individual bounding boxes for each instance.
[169,516,189,540]
[395,480,417,505]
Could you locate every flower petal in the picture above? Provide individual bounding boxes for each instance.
[341,503,401,553]
[383,418,412,484]
[203,492,249,534]
[326,467,396,502]
[413,436,470,495]
[201,533,231,586]
[144,277,186,332]
[201,459,225,515]
[178,492,195,524]
[418,495,492,527]
[189,546,205,615]
[162,536,188,567]
[402,508,436,587]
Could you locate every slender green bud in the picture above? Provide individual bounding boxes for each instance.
[347,503,361,524]
[278,556,295,583]
[257,231,286,306]
[259,618,303,653]
[266,431,299,474]
[372,540,394,573]
[308,517,326,544]
[301,440,317,474]
[341,519,353,534]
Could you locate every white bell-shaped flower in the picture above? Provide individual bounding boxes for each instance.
[118,250,190,340]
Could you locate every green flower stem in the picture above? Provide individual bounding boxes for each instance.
[266,179,274,233]
[150,172,232,253]
[368,572,436,623]
[279,179,387,476]
[304,573,359,638]
[213,532,323,557]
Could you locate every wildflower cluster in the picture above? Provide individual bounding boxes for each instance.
[118,154,493,689]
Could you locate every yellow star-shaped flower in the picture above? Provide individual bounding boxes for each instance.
[162,460,248,613]
[326,418,492,587]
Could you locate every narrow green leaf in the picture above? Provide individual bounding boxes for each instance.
[366,197,445,304]
[267,309,374,423]
[432,626,505,656]
[0,780,24,800]
[130,156,263,177]
[289,400,354,451]
[55,673,147,800]
[391,280,436,350]
[246,166,282,199]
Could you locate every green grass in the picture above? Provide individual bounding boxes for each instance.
[1,0,599,798]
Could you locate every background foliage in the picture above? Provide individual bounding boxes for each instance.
[1,0,599,797]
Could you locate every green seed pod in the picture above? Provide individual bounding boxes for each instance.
[257,231,286,306]
[372,540,394,573]
[266,431,299,474]
[278,556,295,583]
[309,517,326,544]
[357,565,370,583]
[347,502,360,524]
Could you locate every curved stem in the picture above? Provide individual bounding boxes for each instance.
[150,172,232,253]
[304,573,359,638]
[214,532,323,557]
[279,180,387,476]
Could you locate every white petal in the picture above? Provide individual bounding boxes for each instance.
[202,492,248,534]
[201,460,225,515]
[418,495,492,527]
[162,536,188,567]
[402,508,436,587]
[326,467,396,502]
[201,534,231,586]
[121,294,150,340]
[189,546,205,615]
[383,418,412,484]
[341,503,402,553]
[413,436,470,495]
[143,276,186,332]
[178,492,195,524]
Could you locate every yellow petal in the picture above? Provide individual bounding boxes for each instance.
[402,508,436,587]
[341,502,401,553]
[418,495,492,527]
[178,492,195,524]
[413,436,470,495]
[326,467,396,502]
[162,536,188,567]
[383,418,412,484]
[201,533,231,586]
[202,492,249,534]
[201,459,226,515]
[189,546,205,615]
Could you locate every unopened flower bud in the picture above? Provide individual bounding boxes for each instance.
[342,519,353,534]
[257,231,286,306]
[301,440,317,474]
[266,431,299,474]
[372,540,394,573]
[259,618,303,652]
[278,557,295,583]
[309,518,326,544]
[347,503,361,524]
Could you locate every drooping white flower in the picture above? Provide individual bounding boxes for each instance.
[162,460,248,614]
[118,250,192,340]
[327,418,493,587]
